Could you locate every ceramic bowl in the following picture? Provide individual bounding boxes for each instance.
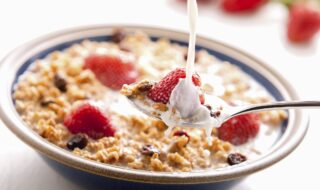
[0,24,308,185]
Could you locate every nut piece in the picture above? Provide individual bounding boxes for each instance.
[227,153,247,165]
[54,74,67,92]
[137,81,153,92]
[67,134,88,150]
[141,145,160,156]
[121,80,154,98]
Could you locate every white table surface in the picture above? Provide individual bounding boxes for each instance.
[1,0,320,189]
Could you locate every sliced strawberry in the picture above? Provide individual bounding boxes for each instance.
[287,3,320,43]
[147,68,202,104]
[64,103,116,139]
[222,0,266,13]
[217,113,260,145]
[84,54,138,90]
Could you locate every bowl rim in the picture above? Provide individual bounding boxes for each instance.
[0,24,309,184]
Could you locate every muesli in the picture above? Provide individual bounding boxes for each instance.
[13,30,286,172]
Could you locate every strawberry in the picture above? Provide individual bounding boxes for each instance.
[64,103,116,139]
[222,0,266,13]
[147,68,203,104]
[84,54,138,90]
[287,3,320,43]
[217,113,260,145]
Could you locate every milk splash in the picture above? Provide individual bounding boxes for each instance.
[160,0,220,141]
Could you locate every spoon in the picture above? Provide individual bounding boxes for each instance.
[128,95,320,128]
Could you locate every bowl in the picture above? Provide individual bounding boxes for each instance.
[0,24,308,185]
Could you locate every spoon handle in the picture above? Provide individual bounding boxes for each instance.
[228,100,320,118]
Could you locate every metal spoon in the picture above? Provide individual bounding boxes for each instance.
[128,95,320,127]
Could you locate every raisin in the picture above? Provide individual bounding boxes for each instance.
[173,130,190,142]
[111,28,126,43]
[227,153,247,165]
[54,74,67,92]
[67,134,88,150]
[141,145,160,156]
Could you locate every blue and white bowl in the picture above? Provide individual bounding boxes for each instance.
[0,25,308,186]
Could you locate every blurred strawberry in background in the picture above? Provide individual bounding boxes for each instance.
[221,0,267,12]
[287,2,320,43]
[176,0,320,43]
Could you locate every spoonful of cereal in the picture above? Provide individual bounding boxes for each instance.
[121,77,320,140]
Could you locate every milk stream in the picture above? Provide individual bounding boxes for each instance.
[160,0,220,142]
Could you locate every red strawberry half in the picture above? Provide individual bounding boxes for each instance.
[217,113,260,145]
[287,3,320,43]
[222,0,266,13]
[147,68,203,104]
[64,103,116,139]
[84,54,138,90]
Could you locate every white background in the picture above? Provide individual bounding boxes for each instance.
[0,0,320,189]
